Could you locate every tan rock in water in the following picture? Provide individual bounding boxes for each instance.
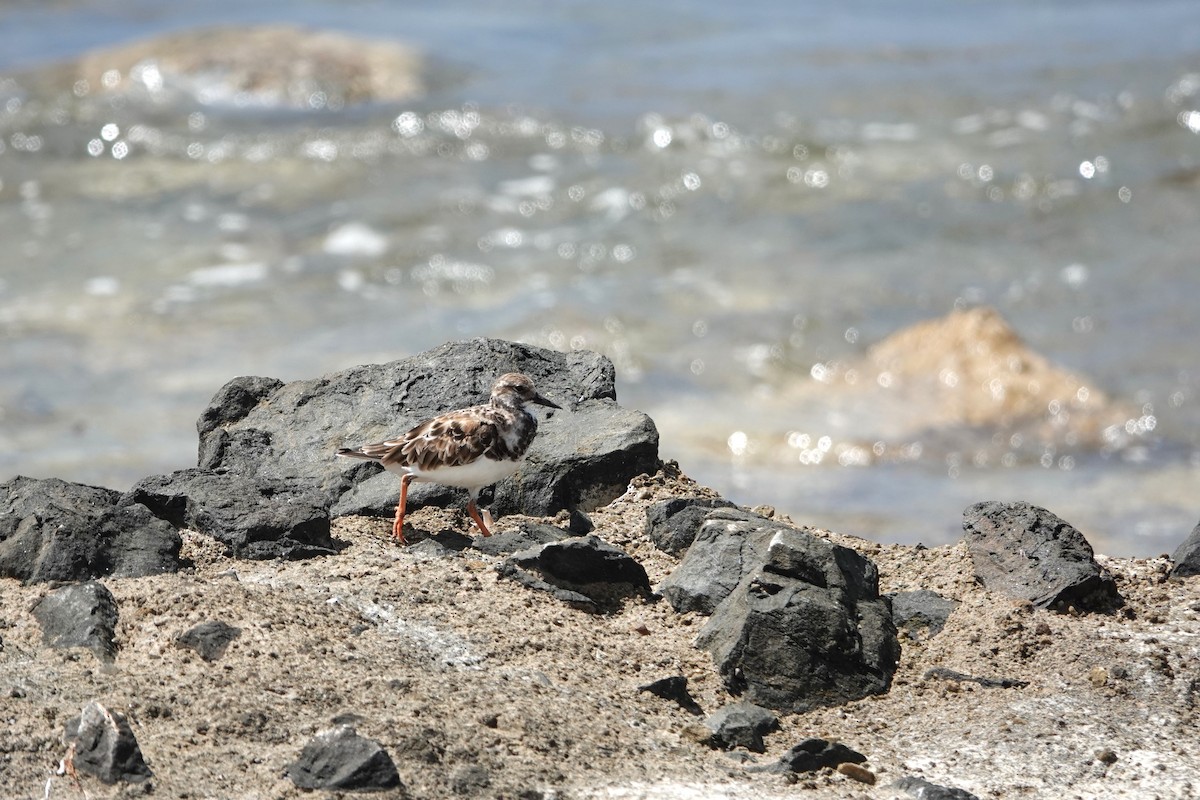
[866,305,1126,437]
[59,25,424,108]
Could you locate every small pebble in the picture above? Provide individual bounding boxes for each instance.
[837,762,876,784]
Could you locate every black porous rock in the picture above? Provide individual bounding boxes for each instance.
[127,469,334,560]
[749,737,867,774]
[196,338,659,522]
[471,522,571,557]
[498,535,651,609]
[32,581,119,663]
[695,527,900,714]
[63,701,152,784]
[704,702,779,753]
[894,775,981,800]
[0,476,182,583]
[638,676,704,716]
[286,724,401,791]
[962,501,1122,612]
[645,497,738,555]
[1170,520,1200,579]
[658,508,787,615]
[176,620,242,662]
[888,589,959,640]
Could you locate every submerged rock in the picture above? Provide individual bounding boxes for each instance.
[638,676,704,716]
[963,500,1122,612]
[55,25,424,109]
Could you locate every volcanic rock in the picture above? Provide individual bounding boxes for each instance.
[32,581,120,663]
[1170,520,1200,579]
[176,620,241,662]
[751,738,867,774]
[888,589,958,640]
[127,469,334,560]
[695,527,899,714]
[197,339,659,525]
[963,500,1122,611]
[658,508,785,615]
[644,496,738,555]
[64,702,152,784]
[703,702,779,753]
[498,535,651,609]
[286,724,401,791]
[0,476,182,583]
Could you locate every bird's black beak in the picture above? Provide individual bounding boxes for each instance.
[533,393,562,410]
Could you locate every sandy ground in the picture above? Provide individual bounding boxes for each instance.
[2,466,1198,799]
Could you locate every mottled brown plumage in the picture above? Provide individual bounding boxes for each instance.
[337,373,560,543]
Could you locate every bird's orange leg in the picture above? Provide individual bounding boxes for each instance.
[393,473,414,545]
[465,499,492,537]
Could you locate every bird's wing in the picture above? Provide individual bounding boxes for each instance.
[369,407,505,471]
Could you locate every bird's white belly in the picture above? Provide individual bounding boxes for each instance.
[384,455,522,489]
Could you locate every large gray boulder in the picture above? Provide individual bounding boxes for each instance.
[0,476,182,583]
[963,501,1122,611]
[658,508,788,615]
[694,527,900,714]
[197,338,659,521]
[127,469,335,560]
[1170,520,1200,579]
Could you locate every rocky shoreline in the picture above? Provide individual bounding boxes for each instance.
[3,339,1199,799]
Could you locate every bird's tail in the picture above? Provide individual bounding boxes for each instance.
[336,447,378,461]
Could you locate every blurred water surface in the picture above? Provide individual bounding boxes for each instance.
[2,0,1199,555]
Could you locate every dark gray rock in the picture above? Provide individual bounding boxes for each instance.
[510,535,650,590]
[471,522,570,557]
[963,501,1123,612]
[704,702,779,753]
[450,764,491,794]
[638,676,703,716]
[894,775,981,800]
[196,339,659,523]
[32,581,119,663]
[498,535,651,609]
[1170,520,1200,579]
[64,701,152,784]
[750,738,866,774]
[696,527,900,714]
[0,476,182,583]
[286,724,401,791]
[176,620,241,662]
[888,589,958,639]
[924,667,1028,689]
[127,469,334,560]
[645,497,738,555]
[658,508,786,615]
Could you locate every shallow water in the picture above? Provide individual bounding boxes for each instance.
[2,0,1199,555]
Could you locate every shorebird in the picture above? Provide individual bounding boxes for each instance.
[337,372,560,544]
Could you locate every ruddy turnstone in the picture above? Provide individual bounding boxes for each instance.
[337,372,561,544]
